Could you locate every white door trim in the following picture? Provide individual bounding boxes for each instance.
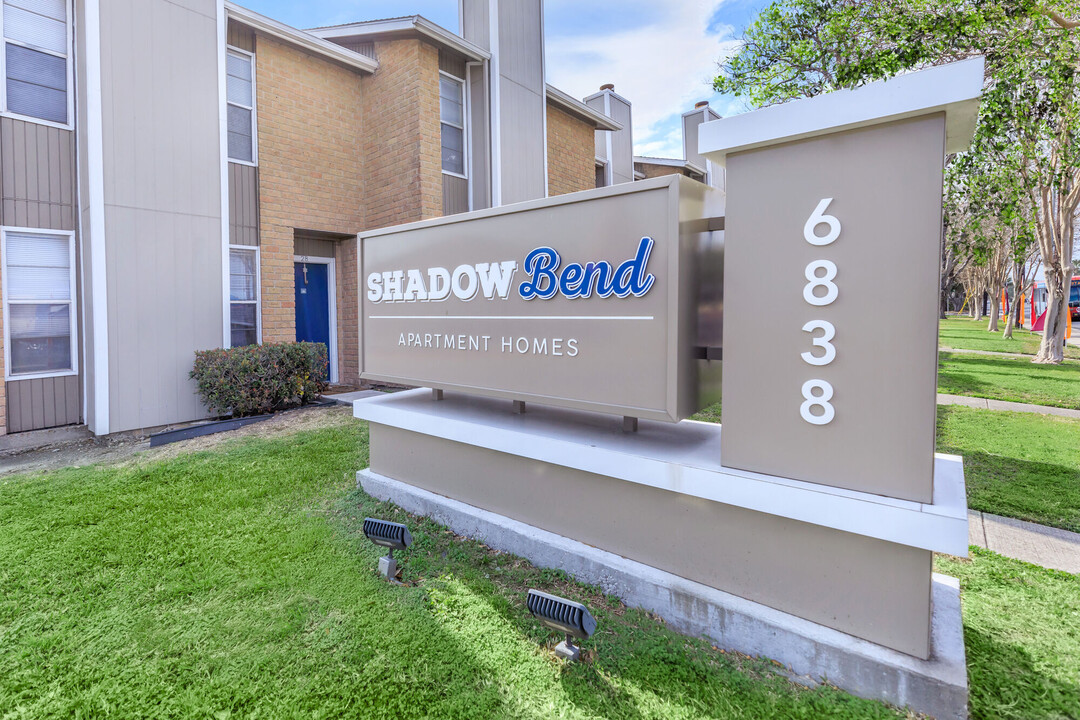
[293,255,338,384]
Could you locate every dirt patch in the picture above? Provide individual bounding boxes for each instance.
[1,405,356,479]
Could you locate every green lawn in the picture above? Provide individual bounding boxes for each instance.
[0,410,1076,719]
[938,351,1080,409]
[939,315,1080,359]
[935,550,1080,720]
[937,405,1080,533]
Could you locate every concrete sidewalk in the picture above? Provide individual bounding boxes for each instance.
[938,393,1080,419]
[968,511,1080,574]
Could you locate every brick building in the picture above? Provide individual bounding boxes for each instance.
[0,0,640,438]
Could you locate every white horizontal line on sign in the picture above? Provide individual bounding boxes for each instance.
[368,315,655,320]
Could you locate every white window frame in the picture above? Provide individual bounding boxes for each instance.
[0,0,74,130]
[226,45,258,167]
[439,70,468,181]
[293,254,338,384]
[1,225,78,381]
[228,244,261,348]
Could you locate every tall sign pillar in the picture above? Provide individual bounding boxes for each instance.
[700,58,984,501]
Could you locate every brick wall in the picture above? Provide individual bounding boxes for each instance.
[335,237,359,385]
[360,38,443,231]
[636,161,694,180]
[255,35,365,345]
[546,104,596,196]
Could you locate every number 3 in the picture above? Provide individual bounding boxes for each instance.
[801,320,836,366]
[800,380,835,425]
[804,198,841,246]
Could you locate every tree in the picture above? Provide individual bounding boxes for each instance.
[714,0,1080,362]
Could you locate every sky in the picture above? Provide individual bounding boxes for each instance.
[239,0,770,160]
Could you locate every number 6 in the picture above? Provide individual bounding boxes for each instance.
[804,198,841,245]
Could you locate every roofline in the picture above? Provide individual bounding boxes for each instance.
[307,16,490,62]
[226,2,379,73]
[546,85,622,131]
[633,156,706,175]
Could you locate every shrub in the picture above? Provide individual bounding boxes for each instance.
[191,342,329,417]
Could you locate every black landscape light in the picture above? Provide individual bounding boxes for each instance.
[526,589,597,661]
[362,517,412,582]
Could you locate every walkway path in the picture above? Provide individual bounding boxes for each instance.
[937,393,1080,418]
[968,510,1080,574]
[939,346,1036,359]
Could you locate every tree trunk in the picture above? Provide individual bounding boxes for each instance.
[1003,299,1015,338]
[987,293,1000,331]
[1035,274,1067,363]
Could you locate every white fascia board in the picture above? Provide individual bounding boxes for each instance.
[353,389,969,556]
[225,2,379,73]
[308,16,490,63]
[700,56,985,167]
[546,85,622,131]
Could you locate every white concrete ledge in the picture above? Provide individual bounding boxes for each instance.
[353,389,969,555]
[700,57,984,164]
[359,469,969,720]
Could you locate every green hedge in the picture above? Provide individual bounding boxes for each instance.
[191,342,329,417]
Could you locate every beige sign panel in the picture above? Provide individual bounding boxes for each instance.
[720,115,945,503]
[359,175,723,422]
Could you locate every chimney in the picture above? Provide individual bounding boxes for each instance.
[460,0,547,205]
[584,84,633,187]
[683,101,722,188]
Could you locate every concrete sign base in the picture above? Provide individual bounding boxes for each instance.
[357,467,968,719]
[353,389,968,715]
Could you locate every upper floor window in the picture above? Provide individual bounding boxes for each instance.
[2,0,69,125]
[226,48,255,164]
[2,228,77,379]
[440,73,465,177]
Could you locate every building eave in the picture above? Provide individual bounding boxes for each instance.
[633,156,707,176]
[226,1,379,73]
[546,85,622,131]
[308,16,490,62]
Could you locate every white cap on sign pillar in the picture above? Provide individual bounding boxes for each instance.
[698,56,985,167]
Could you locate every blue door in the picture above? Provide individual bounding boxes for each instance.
[295,261,331,351]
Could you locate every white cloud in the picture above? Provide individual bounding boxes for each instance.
[545,0,740,159]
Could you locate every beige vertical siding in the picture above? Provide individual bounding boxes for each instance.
[74,0,98,433]
[496,0,546,203]
[333,38,375,59]
[467,64,490,209]
[442,175,468,215]
[294,236,334,258]
[608,94,633,184]
[461,0,490,49]
[228,163,259,245]
[1,117,80,433]
[0,119,76,230]
[683,107,720,181]
[439,50,466,79]
[227,19,254,51]
[6,376,80,432]
[98,0,223,432]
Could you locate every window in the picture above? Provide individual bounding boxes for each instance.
[229,247,258,347]
[440,73,465,176]
[226,48,255,164]
[2,229,76,378]
[2,0,70,125]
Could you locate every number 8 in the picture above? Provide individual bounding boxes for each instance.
[801,380,834,425]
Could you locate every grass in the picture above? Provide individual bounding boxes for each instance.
[935,550,1080,720]
[0,410,1076,719]
[937,405,1080,533]
[938,315,1080,359]
[0,412,905,719]
[938,351,1080,409]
